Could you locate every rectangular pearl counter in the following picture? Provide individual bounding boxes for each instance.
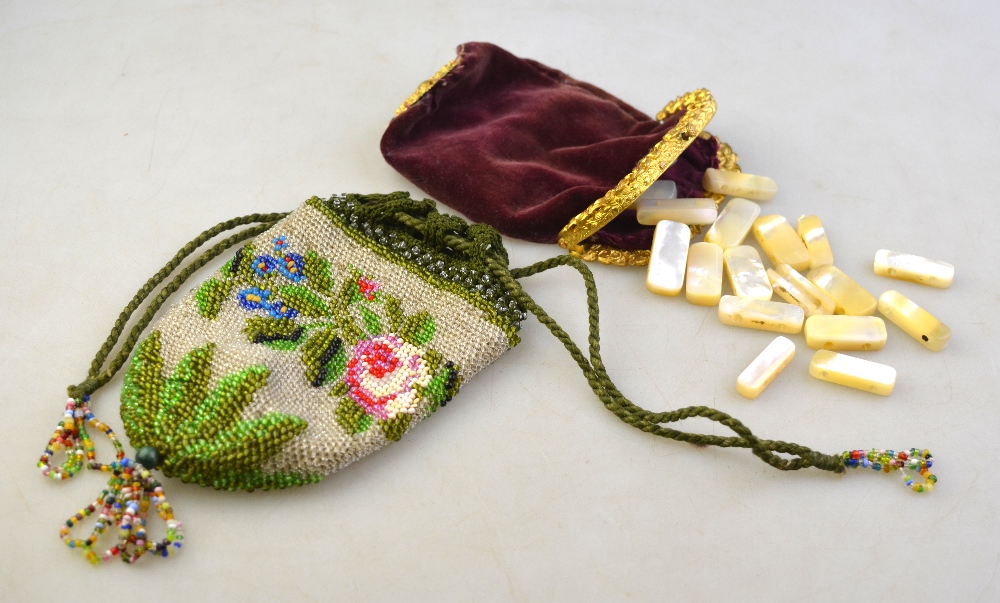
[645,220,691,296]
[877,290,951,351]
[767,263,836,317]
[736,336,796,399]
[630,179,677,208]
[797,215,834,268]
[703,198,760,249]
[636,179,678,201]
[873,250,954,289]
[636,198,718,225]
[686,242,723,306]
[804,315,887,351]
[809,350,896,396]
[702,168,778,202]
[807,265,877,316]
[724,245,772,300]
[752,215,811,271]
[718,296,804,333]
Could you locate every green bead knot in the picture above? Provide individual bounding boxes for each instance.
[135,446,163,470]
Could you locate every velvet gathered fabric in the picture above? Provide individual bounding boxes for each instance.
[381,42,720,251]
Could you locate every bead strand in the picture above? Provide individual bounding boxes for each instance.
[842,448,936,493]
[59,460,184,564]
[39,396,184,563]
[38,396,125,479]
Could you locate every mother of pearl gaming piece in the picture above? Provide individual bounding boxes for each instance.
[803,315,888,351]
[877,290,951,351]
[702,168,778,202]
[718,295,804,334]
[636,198,718,225]
[807,265,877,316]
[685,242,724,306]
[752,214,811,271]
[703,198,761,249]
[634,179,677,201]
[797,215,834,269]
[767,263,836,317]
[724,245,772,301]
[736,336,796,399]
[646,220,691,296]
[809,350,896,396]
[873,250,954,289]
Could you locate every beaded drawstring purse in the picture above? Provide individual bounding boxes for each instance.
[39,192,936,565]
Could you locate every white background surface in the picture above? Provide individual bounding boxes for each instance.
[2,1,998,601]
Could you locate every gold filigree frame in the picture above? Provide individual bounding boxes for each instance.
[557,89,716,249]
[565,133,741,267]
[394,57,460,116]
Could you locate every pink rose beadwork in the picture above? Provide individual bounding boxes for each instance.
[345,334,433,421]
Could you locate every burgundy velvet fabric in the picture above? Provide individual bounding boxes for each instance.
[381,42,719,250]
[381,42,718,249]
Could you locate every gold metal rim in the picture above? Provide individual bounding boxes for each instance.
[565,134,741,267]
[394,56,461,116]
[557,89,717,250]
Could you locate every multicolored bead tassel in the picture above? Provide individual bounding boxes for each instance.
[842,448,936,493]
[38,397,184,563]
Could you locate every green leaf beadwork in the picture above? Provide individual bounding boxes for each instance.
[195,278,231,319]
[121,331,319,491]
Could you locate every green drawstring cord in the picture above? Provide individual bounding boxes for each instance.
[392,199,935,487]
[503,255,844,472]
[41,196,937,565]
[42,212,285,564]
[67,213,287,399]
[496,254,936,489]
[394,206,846,473]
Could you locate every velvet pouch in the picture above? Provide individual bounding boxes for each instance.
[381,41,732,258]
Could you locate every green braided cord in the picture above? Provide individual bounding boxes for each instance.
[68,214,286,399]
[503,256,844,473]
[66,193,844,474]
[391,209,844,475]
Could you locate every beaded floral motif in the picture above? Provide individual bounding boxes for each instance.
[345,334,431,420]
[198,234,321,321]
[237,286,270,311]
[201,233,462,442]
[311,195,524,345]
[254,266,461,441]
[332,270,460,440]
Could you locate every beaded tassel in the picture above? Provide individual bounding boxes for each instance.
[38,397,184,564]
[842,448,936,493]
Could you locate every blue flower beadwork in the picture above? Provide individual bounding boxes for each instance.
[253,255,279,277]
[277,253,306,282]
[237,287,271,310]
[267,299,299,319]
